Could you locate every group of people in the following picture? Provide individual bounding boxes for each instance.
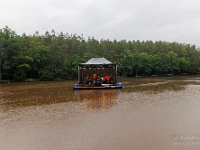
[84,73,114,84]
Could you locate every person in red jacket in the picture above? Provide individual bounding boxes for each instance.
[104,75,110,83]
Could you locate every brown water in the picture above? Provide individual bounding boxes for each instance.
[0,77,200,150]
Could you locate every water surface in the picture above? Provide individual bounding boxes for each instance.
[0,77,200,150]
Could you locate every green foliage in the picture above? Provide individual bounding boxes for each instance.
[0,26,200,81]
[38,69,54,81]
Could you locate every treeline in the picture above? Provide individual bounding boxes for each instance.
[0,26,200,81]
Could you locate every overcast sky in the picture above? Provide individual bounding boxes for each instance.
[0,0,200,46]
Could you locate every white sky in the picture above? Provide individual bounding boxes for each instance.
[0,0,200,46]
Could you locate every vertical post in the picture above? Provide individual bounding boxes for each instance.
[78,66,80,83]
[116,65,117,83]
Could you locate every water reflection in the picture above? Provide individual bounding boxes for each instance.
[120,77,200,94]
[0,77,199,111]
[75,89,122,109]
[0,81,77,110]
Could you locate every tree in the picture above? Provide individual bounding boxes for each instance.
[166,51,179,74]
[119,50,134,76]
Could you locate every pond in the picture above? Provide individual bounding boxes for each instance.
[0,76,200,150]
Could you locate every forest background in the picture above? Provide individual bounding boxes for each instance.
[0,26,200,81]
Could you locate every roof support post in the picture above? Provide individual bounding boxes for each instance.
[78,66,80,83]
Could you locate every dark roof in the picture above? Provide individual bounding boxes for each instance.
[79,58,115,65]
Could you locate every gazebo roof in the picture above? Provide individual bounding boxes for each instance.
[79,58,115,66]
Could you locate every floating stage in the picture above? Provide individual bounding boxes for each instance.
[73,58,122,90]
